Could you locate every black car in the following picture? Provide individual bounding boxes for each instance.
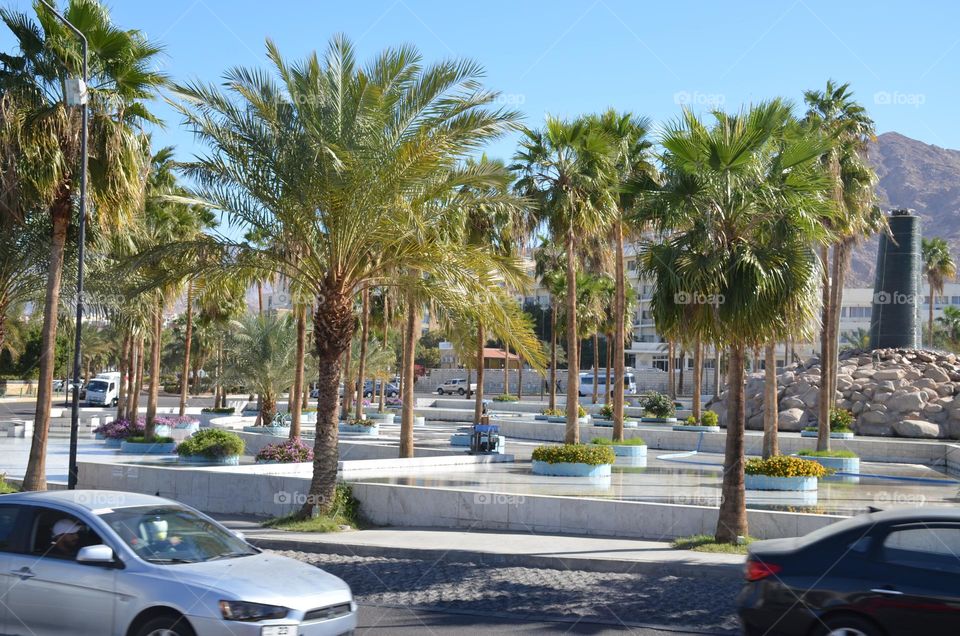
[739,507,960,635]
[362,381,399,398]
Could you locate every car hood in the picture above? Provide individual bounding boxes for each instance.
[157,552,351,611]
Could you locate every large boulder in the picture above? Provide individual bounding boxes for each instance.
[874,368,906,381]
[778,408,807,431]
[887,391,926,413]
[893,419,942,438]
[924,366,951,383]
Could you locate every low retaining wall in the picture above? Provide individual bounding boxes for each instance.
[236,430,456,460]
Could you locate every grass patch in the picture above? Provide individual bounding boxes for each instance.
[264,483,365,533]
[0,474,17,494]
[797,449,858,458]
[591,437,646,446]
[672,534,754,554]
[124,435,174,444]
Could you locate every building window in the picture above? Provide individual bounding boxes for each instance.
[652,356,668,371]
[627,260,637,271]
[841,307,847,318]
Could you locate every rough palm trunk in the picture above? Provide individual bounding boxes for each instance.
[828,241,847,411]
[300,290,354,518]
[692,338,703,421]
[604,332,612,404]
[667,340,676,398]
[289,305,306,439]
[178,281,194,416]
[715,344,748,543]
[678,349,686,395]
[341,339,353,419]
[116,334,130,422]
[502,345,509,395]
[260,392,276,426]
[127,338,142,421]
[23,201,70,491]
[355,287,370,420]
[929,278,935,348]
[474,324,486,423]
[762,342,779,459]
[145,306,162,440]
[565,230,580,444]
[613,221,626,442]
[817,245,832,451]
[549,302,557,411]
[400,296,417,458]
[517,356,524,400]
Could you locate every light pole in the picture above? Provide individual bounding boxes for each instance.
[40,0,88,490]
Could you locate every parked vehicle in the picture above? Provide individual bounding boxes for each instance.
[577,372,637,397]
[436,378,476,395]
[0,490,356,635]
[362,381,399,398]
[738,507,960,635]
[85,371,122,407]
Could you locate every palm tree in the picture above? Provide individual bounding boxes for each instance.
[803,81,880,450]
[2,0,167,490]
[171,36,541,517]
[641,101,831,543]
[937,306,960,351]
[222,314,298,425]
[0,214,50,355]
[840,327,871,352]
[534,239,567,411]
[922,238,957,348]
[514,118,616,442]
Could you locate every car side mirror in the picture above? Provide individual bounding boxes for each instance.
[76,544,116,565]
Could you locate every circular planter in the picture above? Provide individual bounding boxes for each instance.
[745,474,818,491]
[624,420,639,428]
[153,425,172,438]
[414,416,426,426]
[178,454,240,465]
[598,444,647,458]
[338,423,380,436]
[532,460,611,478]
[545,416,565,424]
[102,438,122,448]
[672,425,721,433]
[119,440,177,455]
[592,418,613,427]
[534,414,550,421]
[367,413,395,425]
[242,425,292,436]
[642,417,678,424]
[801,456,860,473]
[800,430,854,440]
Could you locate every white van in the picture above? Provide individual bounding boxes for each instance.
[577,372,636,397]
[85,372,122,407]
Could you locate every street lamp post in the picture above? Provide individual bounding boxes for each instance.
[40,0,88,490]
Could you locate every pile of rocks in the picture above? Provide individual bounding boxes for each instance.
[706,348,960,439]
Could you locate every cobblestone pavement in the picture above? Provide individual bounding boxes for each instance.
[278,551,742,633]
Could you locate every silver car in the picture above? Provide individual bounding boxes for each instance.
[0,490,356,635]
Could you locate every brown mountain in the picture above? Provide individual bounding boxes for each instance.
[848,132,960,285]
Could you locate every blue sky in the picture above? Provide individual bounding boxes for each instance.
[4,0,959,164]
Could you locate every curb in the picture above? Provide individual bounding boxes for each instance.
[245,534,744,579]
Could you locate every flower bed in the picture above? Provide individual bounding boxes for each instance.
[674,410,719,432]
[744,455,831,491]
[176,428,244,465]
[120,435,177,455]
[796,449,860,473]
[590,436,647,458]
[339,418,380,435]
[531,444,614,477]
[94,418,145,446]
[255,438,314,464]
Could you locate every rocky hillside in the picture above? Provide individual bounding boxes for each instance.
[707,348,960,439]
[848,132,960,285]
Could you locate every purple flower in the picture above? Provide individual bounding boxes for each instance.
[93,418,146,440]
[255,438,314,463]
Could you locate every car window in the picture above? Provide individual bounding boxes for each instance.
[30,509,104,561]
[0,505,25,552]
[881,525,960,574]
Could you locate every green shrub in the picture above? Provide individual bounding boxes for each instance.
[0,473,18,494]
[494,394,518,402]
[641,391,675,418]
[701,410,719,427]
[124,435,174,444]
[531,444,615,466]
[685,415,697,425]
[829,408,854,432]
[176,429,244,459]
[201,407,235,414]
[541,408,565,416]
[343,417,374,427]
[745,455,832,478]
[797,449,858,458]
[591,436,645,446]
[576,404,587,418]
[597,403,628,419]
[264,483,364,532]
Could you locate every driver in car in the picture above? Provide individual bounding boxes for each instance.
[135,519,185,557]
[50,519,84,558]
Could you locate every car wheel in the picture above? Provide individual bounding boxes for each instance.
[388,391,398,398]
[112,398,118,407]
[817,615,882,636]
[437,388,444,395]
[457,388,465,395]
[135,614,196,636]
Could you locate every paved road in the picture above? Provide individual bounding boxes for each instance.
[281,551,741,634]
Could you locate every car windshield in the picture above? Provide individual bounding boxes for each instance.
[87,380,108,392]
[99,505,257,564]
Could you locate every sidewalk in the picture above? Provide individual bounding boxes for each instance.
[217,517,746,579]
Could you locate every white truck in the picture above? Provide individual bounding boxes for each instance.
[85,372,122,407]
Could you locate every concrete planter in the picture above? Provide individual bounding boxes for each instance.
[414,416,426,426]
[242,425,291,436]
[801,430,854,440]
[532,460,612,478]
[119,440,177,455]
[172,422,200,435]
[597,444,647,458]
[545,416,565,424]
[153,425,172,438]
[624,420,640,428]
[534,414,550,421]
[592,418,613,427]
[802,455,860,473]
[366,413,395,425]
[338,423,380,436]
[745,474,818,491]
[641,417,678,424]
[672,425,721,433]
[178,454,240,465]
[102,437,122,448]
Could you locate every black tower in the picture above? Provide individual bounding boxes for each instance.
[869,209,921,349]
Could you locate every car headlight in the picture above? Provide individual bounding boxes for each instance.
[219,600,289,621]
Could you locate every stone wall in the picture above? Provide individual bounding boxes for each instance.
[707,348,960,439]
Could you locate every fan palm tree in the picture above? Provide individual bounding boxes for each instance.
[641,100,832,543]
[170,36,541,517]
[840,327,871,352]
[937,306,960,352]
[2,0,167,490]
[514,117,616,442]
[922,238,957,348]
[0,214,50,355]
[534,239,567,411]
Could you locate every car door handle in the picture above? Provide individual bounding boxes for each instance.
[870,587,904,595]
[10,567,34,580]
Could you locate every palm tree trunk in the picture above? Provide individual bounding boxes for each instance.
[341,338,353,419]
[178,280,194,416]
[214,339,223,409]
[289,305,306,439]
[667,340,676,398]
[604,332,612,405]
[592,333,599,404]
[474,323,486,423]
[692,338,703,421]
[828,242,847,410]
[565,230,580,444]
[713,345,722,398]
[762,342,779,459]
[145,305,162,440]
[257,281,263,315]
[817,245,832,452]
[23,200,70,491]
[715,344,748,543]
[613,221,626,441]
[517,356,523,400]
[261,392,276,426]
[929,278,935,348]
[678,349,686,395]
[378,375,386,413]
[549,302,557,411]
[126,337,139,421]
[354,287,370,420]
[400,295,417,458]
[116,334,130,422]
[502,344,509,396]
[131,337,144,421]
